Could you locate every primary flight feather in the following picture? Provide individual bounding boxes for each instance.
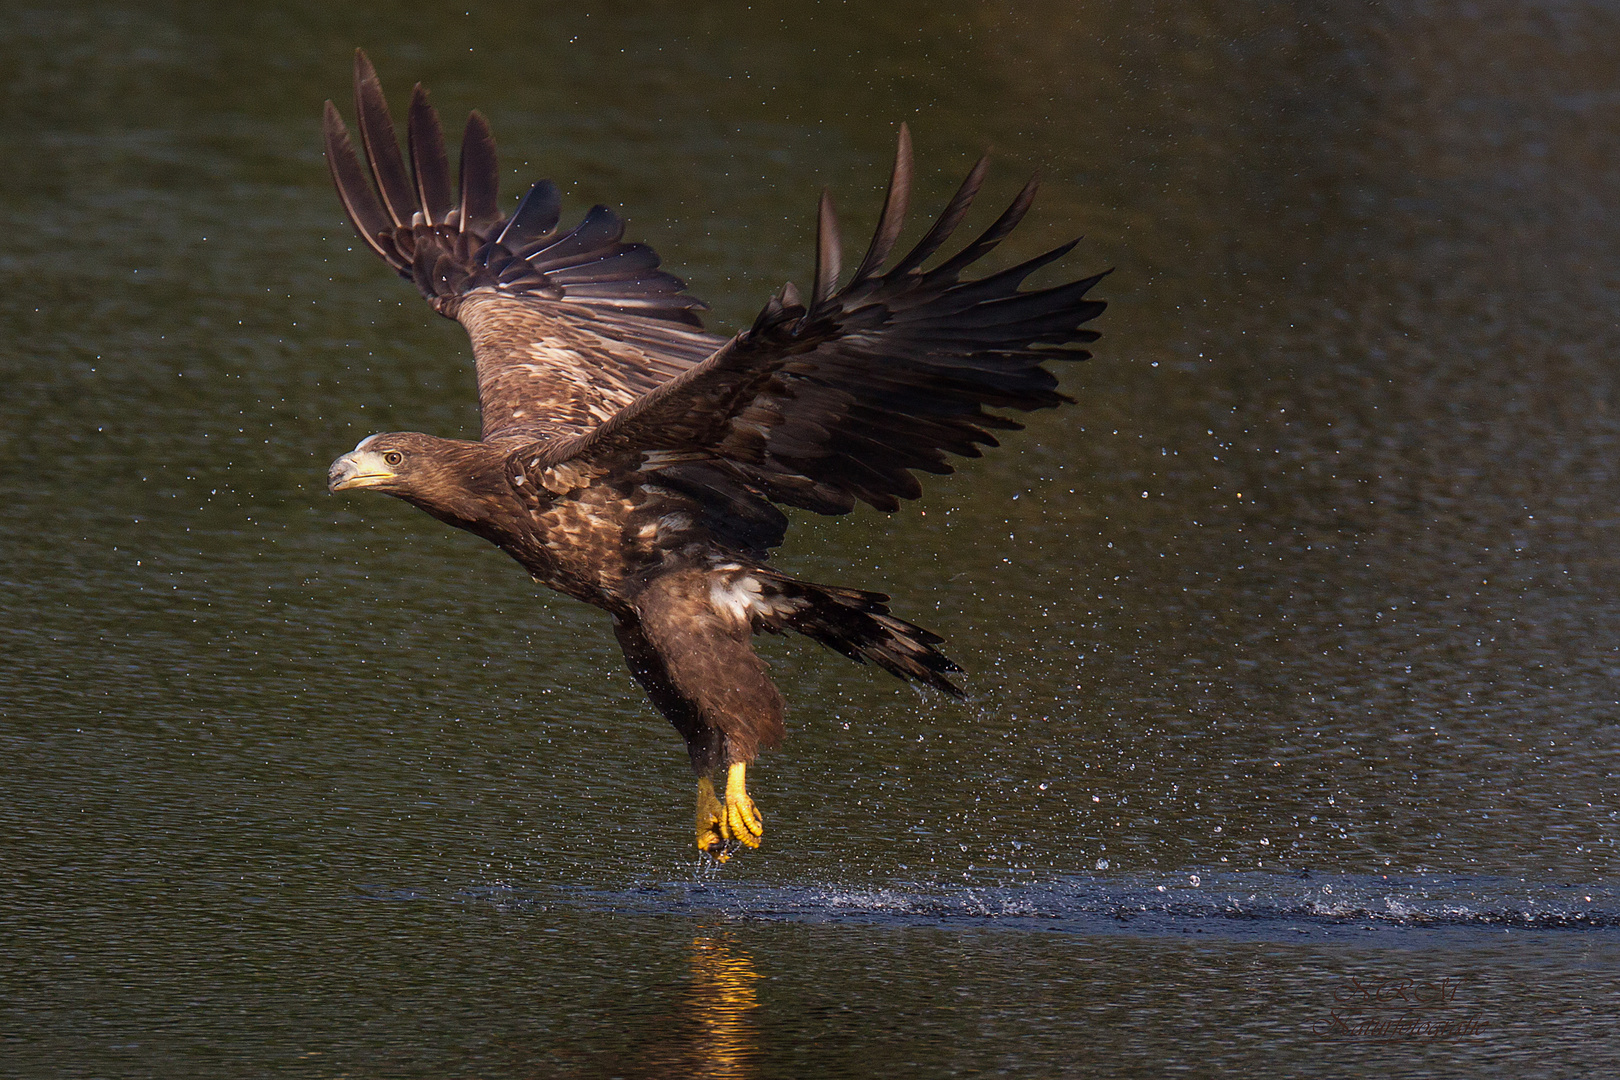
[324,50,1106,858]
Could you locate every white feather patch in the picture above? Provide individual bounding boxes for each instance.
[709,574,764,623]
[708,571,807,625]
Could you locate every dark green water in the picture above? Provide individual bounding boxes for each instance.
[5,2,1620,1076]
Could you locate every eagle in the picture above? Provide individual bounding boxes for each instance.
[322,51,1106,860]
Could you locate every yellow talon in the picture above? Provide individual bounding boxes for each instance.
[694,764,765,860]
[724,761,763,850]
[696,776,727,858]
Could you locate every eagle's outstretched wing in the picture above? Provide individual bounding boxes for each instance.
[323,50,719,441]
[509,126,1107,555]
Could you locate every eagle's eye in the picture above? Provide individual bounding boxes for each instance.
[383,451,405,467]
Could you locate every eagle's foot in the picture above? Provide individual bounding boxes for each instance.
[696,776,728,859]
[695,764,764,862]
[723,761,763,850]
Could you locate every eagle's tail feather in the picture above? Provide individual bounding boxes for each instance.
[748,570,964,698]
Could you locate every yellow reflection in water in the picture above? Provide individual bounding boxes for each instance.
[685,933,761,1078]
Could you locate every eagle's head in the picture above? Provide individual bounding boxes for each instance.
[329,429,490,494]
[328,433,516,529]
[328,432,421,494]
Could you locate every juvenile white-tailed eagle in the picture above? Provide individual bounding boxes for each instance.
[324,51,1105,859]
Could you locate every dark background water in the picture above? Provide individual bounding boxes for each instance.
[4,1,1619,1076]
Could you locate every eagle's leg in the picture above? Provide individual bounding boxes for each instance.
[617,568,786,859]
[723,761,763,849]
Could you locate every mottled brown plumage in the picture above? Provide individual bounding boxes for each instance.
[323,51,1106,857]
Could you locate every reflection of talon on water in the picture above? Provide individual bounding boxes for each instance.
[688,935,761,1077]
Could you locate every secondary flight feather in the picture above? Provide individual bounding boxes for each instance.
[324,50,1107,858]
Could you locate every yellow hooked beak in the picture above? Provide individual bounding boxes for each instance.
[328,449,396,491]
